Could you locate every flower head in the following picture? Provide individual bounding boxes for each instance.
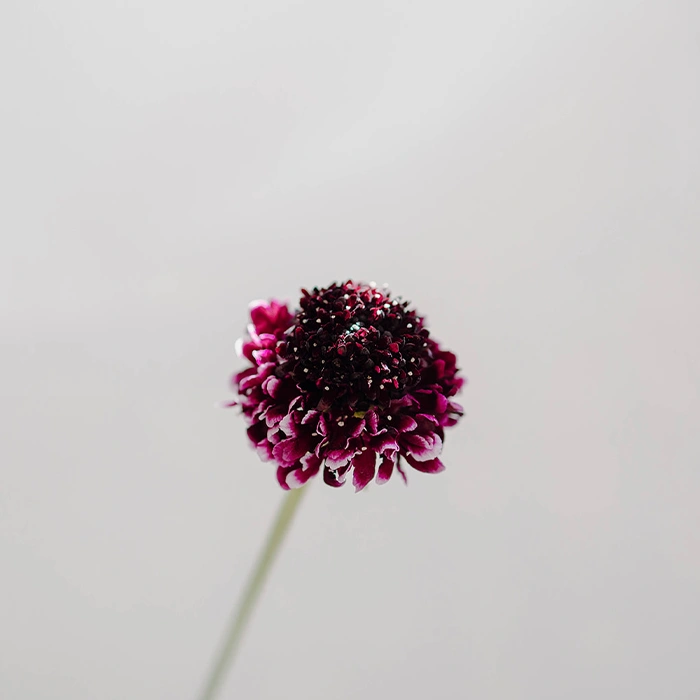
[231,281,464,491]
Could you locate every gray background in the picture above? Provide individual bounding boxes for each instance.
[2,1,699,699]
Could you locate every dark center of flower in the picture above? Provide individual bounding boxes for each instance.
[277,281,432,411]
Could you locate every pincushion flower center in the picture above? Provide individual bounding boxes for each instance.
[280,282,432,412]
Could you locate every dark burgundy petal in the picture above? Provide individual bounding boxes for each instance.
[323,465,350,488]
[351,449,377,492]
[401,431,443,461]
[272,436,310,468]
[325,448,355,469]
[301,410,321,426]
[416,413,439,426]
[278,412,299,437]
[262,376,280,397]
[404,453,445,474]
[449,377,465,395]
[262,404,287,427]
[241,338,259,363]
[252,348,276,365]
[434,393,449,414]
[371,433,399,455]
[392,414,417,433]
[246,421,268,445]
[414,389,448,414]
[238,374,261,393]
[376,452,396,485]
[276,465,292,490]
[287,395,303,411]
[317,413,330,436]
[285,453,321,489]
[345,417,365,438]
[365,409,379,434]
[249,301,272,331]
[389,395,419,411]
[326,430,350,451]
[250,300,294,336]
[401,433,428,454]
[234,366,257,385]
[300,452,322,470]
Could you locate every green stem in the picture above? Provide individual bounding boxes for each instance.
[198,486,307,700]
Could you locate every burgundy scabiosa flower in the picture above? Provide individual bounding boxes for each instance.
[231,281,464,491]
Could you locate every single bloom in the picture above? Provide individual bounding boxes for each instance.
[230,281,464,491]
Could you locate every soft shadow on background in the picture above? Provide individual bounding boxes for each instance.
[2,2,699,699]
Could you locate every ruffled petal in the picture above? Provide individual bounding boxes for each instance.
[389,394,419,411]
[323,464,350,488]
[351,449,377,492]
[401,432,443,461]
[376,452,396,485]
[261,376,280,398]
[413,389,448,415]
[392,415,417,433]
[279,411,300,437]
[250,299,294,336]
[301,410,321,426]
[246,421,268,445]
[285,453,322,489]
[262,404,287,428]
[252,348,276,365]
[325,448,355,469]
[365,409,380,434]
[276,465,292,490]
[404,453,445,474]
[346,417,366,439]
[371,433,399,455]
[272,436,310,468]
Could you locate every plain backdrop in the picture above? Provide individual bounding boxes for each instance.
[2,2,699,699]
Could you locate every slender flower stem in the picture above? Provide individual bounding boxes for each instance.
[198,487,307,700]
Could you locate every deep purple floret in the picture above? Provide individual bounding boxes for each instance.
[230,281,464,491]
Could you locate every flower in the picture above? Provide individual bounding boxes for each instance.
[230,281,464,491]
